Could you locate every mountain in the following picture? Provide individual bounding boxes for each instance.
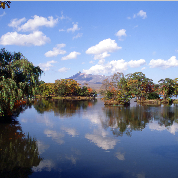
[65,72,112,92]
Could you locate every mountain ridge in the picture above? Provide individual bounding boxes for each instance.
[65,72,113,92]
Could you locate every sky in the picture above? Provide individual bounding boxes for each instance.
[0,1,178,84]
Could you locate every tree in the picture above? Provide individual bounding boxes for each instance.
[0,1,11,9]
[158,78,175,100]
[126,72,153,101]
[0,48,43,116]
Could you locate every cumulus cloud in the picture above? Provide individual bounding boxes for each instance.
[141,67,146,70]
[83,59,146,75]
[94,52,110,60]
[45,44,66,57]
[115,152,125,161]
[58,67,70,72]
[137,10,147,19]
[61,127,78,137]
[8,17,26,28]
[67,22,80,33]
[10,15,58,32]
[32,160,55,172]
[73,33,83,39]
[128,59,146,68]
[59,29,65,32]
[61,51,81,60]
[86,38,121,55]
[44,129,65,145]
[133,10,147,19]
[149,121,178,135]
[85,132,117,150]
[98,59,105,65]
[36,140,49,154]
[149,56,178,69]
[0,31,50,46]
[115,29,126,37]
[39,60,57,71]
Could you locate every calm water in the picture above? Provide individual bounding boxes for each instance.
[1,98,178,178]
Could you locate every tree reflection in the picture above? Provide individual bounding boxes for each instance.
[102,105,178,136]
[33,99,97,117]
[0,120,42,177]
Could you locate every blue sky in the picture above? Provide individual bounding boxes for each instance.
[0,1,178,84]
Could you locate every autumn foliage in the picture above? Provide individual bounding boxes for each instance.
[101,72,178,104]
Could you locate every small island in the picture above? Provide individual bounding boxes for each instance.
[100,72,178,106]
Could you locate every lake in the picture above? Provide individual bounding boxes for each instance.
[1,98,178,178]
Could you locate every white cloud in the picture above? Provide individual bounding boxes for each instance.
[175,50,178,53]
[44,129,64,145]
[73,33,83,39]
[0,31,50,46]
[61,127,78,137]
[115,152,125,160]
[45,44,66,57]
[58,67,70,72]
[59,29,65,32]
[89,60,94,64]
[127,17,131,20]
[149,121,178,135]
[58,11,71,20]
[85,132,117,150]
[98,59,105,65]
[67,22,80,33]
[128,59,146,68]
[149,56,178,68]
[0,11,6,17]
[83,58,146,75]
[137,10,147,19]
[94,52,110,60]
[115,29,126,37]
[141,67,146,70]
[32,160,55,172]
[39,60,57,71]
[8,17,26,28]
[12,15,58,32]
[86,38,121,55]
[133,10,147,19]
[36,140,49,154]
[61,51,81,60]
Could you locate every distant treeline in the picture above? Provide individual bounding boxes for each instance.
[37,79,97,97]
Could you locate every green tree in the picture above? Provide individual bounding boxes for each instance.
[126,72,153,102]
[0,48,43,116]
[158,78,175,100]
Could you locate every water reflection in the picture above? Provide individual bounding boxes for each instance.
[0,119,42,177]
[102,104,178,136]
[33,99,97,118]
[4,98,178,177]
[85,129,118,150]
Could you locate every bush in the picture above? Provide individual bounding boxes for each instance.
[148,92,160,99]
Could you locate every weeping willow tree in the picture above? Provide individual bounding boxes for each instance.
[0,48,43,117]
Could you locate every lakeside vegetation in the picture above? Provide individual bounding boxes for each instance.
[1,47,178,117]
[100,72,178,105]
[0,48,97,117]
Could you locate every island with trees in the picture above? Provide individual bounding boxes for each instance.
[100,72,178,106]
